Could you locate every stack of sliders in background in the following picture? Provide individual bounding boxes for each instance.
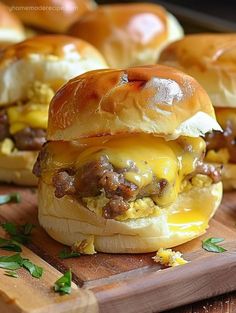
[33,65,223,253]
[159,34,236,190]
[0,2,25,48]
[0,35,107,186]
[1,0,97,33]
[68,3,184,67]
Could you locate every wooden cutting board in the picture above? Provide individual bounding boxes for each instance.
[0,184,235,313]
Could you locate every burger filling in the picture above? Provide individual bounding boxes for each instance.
[34,134,221,221]
[0,81,54,153]
[205,107,236,164]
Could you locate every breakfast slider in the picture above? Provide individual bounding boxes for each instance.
[0,35,107,186]
[34,65,222,253]
[159,34,236,189]
[68,3,183,68]
[2,0,96,33]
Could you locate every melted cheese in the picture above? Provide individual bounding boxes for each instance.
[7,81,54,134]
[43,134,206,208]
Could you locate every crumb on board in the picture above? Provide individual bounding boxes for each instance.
[152,248,188,267]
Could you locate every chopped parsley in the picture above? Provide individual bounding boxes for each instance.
[54,270,72,295]
[202,237,227,253]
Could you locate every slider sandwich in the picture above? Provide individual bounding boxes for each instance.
[0,35,107,186]
[34,65,223,253]
[68,3,183,68]
[2,0,96,33]
[159,34,236,189]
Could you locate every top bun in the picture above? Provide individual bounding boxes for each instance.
[47,65,221,141]
[0,2,25,43]
[68,3,183,68]
[2,0,96,33]
[159,34,236,108]
[0,35,108,105]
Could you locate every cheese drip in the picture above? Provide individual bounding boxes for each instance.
[42,134,206,207]
[7,81,54,134]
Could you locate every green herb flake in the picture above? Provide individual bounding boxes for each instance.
[22,259,43,278]
[54,270,72,295]
[59,248,81,259]
[4,270,19,278]
[0,193,21,205]
[0,237,22,252]
[202,237,227,253]
[1,222,34,244]
[0,253,23,270]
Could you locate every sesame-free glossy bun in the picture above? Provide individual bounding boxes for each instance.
[68,3,183,68]
[2,0,96,33]
[47,65,221,141]
[0,35,108,105]
[38,181,222,253]
[159,34,236,108]
[0,2,25,43]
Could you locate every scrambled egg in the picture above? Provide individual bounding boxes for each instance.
[205,148,229,164]
[7,81,55,134]
[83,193,161,221]
[72,236,96,255]
[83,174,213,221]
[0,138,14,155]
[153,248,188,267]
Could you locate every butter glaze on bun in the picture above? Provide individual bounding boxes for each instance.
[0,2,25,43]
[2,0,96,33]
[68,3,183,67]
[159,34,236,108]
[47,65,221,141]
[0,35,108,105]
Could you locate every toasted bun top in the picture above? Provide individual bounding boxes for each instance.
[2,0,96,33]
[47,65,221,141]
[159,34,236,108]
[68,3,183,68]
[0,2,25,43]
[0,35,108,105]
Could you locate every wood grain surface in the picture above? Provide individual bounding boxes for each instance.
[0,184,235,313]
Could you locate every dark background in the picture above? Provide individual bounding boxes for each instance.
[96,0,236,33]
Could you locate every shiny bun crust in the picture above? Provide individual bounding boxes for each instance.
[0,2,25,43]
[159,34,236,108]
[220,163,236,190]
[47,65,221,141]
[0,35,108,105]
[2,0,96,33]
[68,3,183,68]
[0,151,38,186]
[38,181,222,253]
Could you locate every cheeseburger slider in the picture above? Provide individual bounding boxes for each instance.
[0,2,25,48]
[0,35,107,186]
[159,34,236,189]
[34,65,222,254]
[68,3,183,68]
[2,0,96,33]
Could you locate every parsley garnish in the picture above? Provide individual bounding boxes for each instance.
[54,270,72,295]
[4,270,19,278]
[202,237,227,253]
[0,193,21,205]
[59,248,81,259]
[0,237,22,252]
[22,259,43,278]
[1,222,35,244]
[0,253,23,270]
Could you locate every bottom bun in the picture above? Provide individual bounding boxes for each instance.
[0,151,38,186]
[38,181,222,253]
[222,163,236,190]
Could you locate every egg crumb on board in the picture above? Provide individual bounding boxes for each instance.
[153,248,188,267]
[72,236,96,255]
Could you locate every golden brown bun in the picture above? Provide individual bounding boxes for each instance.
[0,2,25,43]
[68,3,183,68]
[2,0,96,33]
[0,35,108,105]
[159,34,236,108]
[47,65,221,141]
[38,181,222,253]
[220,163,236,190]
[0,151,38,186]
